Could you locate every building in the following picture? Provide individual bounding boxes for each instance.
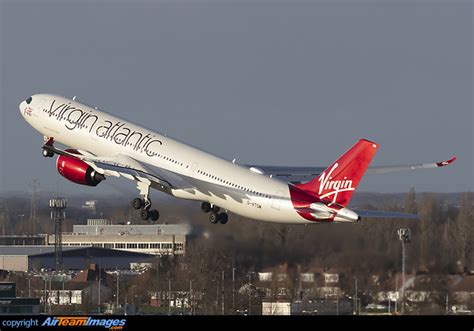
[39,264,113,306]
[85,218,111,226]
[262,300,353,315]
[256,264,344,301]
[0,282,40,314]
[452,275,474,304]
[262,301,291,315]
[0,235,46,246]
[47,223,189,256]
[292,299,353,315]
[0,246,155,272]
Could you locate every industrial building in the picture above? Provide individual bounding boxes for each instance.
[0,218,190,272]
[0,235,46,246]
[0,246,155,272]
[46,220,190,256]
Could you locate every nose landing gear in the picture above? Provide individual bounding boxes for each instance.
[42,149,54,158]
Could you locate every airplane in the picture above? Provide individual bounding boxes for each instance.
[19,94,456,225]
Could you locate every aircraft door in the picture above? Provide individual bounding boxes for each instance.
[271,190,285,210]
[189,162,199,176]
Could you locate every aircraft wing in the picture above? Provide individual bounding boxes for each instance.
[246,156,456,183]
[43,138,175,193]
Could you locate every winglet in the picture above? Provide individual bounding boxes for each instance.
[436,156,456,167]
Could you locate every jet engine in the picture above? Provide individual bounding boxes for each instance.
[56,150,105,186]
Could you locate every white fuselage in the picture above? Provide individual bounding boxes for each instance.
[20,94,315,224]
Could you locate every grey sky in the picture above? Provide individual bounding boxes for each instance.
[1,0,472,196]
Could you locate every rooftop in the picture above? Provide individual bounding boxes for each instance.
[0,246,155,258]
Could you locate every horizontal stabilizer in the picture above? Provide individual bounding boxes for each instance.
[367,156,457,175]
[355,210,418,219]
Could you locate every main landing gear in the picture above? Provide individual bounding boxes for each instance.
[131,197,159,221]
[201,202,228,224]
[131,180,159,222]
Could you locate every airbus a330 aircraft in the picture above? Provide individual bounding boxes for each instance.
[20,94,456,224]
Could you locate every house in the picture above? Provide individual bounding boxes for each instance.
[37,264,113,306]
[451,275,474,303]
[311,267,343,299]
[262,301,291,315]
[256,264,292,300]
[262,299,353,315]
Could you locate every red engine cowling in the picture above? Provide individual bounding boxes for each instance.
[56,150,104,186]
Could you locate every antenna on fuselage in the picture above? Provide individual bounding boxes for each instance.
[232,158,236,164]
[72,96,76,101]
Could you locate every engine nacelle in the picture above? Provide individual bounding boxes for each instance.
[56,150,104,186]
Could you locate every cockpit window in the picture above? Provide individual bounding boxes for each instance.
[26,96,32,104]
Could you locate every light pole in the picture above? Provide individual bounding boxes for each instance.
[48,275,52,314]
[18,214,25,234]
[168,272,172,315]
[397,228,411,314]
[353,277,358,315]
[189,280,193,315]
[216,279,219,313]
[98,262,101,313]
[395,275,398,313]
[221,270,225,315]
[156,255,159,298]
[0,204,6,236]
[247,273,253,315]
[445,294,449,315]
[43,276,47,313]
[116,267,120,310]
[232,267,236,314]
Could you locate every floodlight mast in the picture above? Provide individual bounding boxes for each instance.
[50,198,67,271]
[397,228,411,314]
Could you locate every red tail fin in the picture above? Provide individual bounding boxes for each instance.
[296,139,378,206]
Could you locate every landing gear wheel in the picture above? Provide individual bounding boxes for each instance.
[218,213,228,224]
[150,209,160,221]
[140,209,150,220]
[209,211,218,224]
[201,202,211,213]
[131,198,144,210]
[42,149,54,158]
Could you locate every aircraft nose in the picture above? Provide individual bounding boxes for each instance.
[19,96,33,116]
[19,100,26,111]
